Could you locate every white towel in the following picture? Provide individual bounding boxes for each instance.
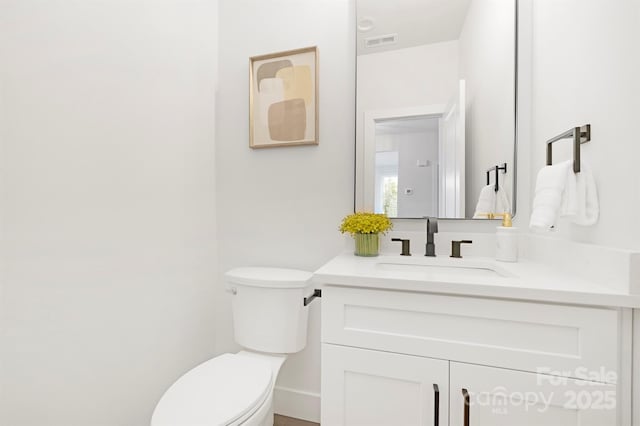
[495,187,510,215]
[529,160,572,231]
[473,185,511,218]
[560,161,599,225]
[473,185,496,218]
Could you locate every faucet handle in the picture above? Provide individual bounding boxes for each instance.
[391,238,411,256]
[450,240,473,258]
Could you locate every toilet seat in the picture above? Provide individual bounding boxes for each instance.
[151,353,273,426]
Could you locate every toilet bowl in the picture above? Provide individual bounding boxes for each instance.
[151,267,312,426]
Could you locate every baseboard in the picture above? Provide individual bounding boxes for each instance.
[274,386,321,424]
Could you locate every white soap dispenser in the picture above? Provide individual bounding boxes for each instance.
[495,213,518,262]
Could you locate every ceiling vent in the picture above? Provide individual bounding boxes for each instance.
[364,33,398,49]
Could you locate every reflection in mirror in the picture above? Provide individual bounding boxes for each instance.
[374,116,439,218]
[355,0,517,219]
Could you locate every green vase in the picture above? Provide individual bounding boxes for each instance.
[354,233,379,257]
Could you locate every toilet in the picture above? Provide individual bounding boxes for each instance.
[151,267,313,426]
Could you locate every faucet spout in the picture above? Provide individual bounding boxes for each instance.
[425,217,438,257]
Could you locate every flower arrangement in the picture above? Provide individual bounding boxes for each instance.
[339,212,393,235]
[339,212,392,257]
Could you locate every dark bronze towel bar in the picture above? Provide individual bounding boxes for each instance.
[546,124,591,173]
[486,163,507,192]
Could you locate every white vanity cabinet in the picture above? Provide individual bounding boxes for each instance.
[320,285,629,425]
[322,344,448,426]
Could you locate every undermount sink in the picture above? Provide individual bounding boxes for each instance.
[375,257,512,278]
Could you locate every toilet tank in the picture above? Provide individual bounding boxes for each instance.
[224,267,313,354]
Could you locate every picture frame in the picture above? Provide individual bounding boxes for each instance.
[249,46,318,149]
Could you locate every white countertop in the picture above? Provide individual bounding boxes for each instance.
[313,252,640,308]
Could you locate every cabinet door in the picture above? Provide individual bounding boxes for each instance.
[322,344,449,426]
[450,362,617,426]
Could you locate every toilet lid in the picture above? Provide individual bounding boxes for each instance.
[225,267,312,289]
[152,354,273,426]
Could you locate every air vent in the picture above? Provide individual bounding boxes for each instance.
[364,33,398,49]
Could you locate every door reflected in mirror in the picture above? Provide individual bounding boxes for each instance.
[355,0,518,219]
[374,116,439,218]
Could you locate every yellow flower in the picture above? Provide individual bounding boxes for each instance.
[339,212,393,236]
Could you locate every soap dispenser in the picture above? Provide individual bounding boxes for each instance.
[495,213,518,262]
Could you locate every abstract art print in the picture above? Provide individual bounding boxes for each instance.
[249,46,318,148]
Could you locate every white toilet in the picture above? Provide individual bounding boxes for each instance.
[151,267,313,426]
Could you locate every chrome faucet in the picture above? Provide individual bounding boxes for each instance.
[425,217,438,257]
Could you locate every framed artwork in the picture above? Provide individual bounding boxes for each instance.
[249,46,318,148]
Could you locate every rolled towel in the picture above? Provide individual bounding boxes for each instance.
[561,160,599,225]
[473,185,496,218]
[529,160,572,232]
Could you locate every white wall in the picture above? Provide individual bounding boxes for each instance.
[0,2,218,425]
[396,130,439,217]
[357,41,460,113]
[215,0,355,422]
[528,0,640,250]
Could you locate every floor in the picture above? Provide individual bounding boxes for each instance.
[274,414,319,426]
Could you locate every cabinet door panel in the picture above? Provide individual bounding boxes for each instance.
[322,344,449,426]
[450,362,617,426]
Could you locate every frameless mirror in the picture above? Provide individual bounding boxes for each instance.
[355,0,518,219]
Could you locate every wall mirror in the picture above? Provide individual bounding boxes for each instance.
[355,0,518,219]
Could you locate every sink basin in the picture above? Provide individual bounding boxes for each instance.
[375,257,512,279]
